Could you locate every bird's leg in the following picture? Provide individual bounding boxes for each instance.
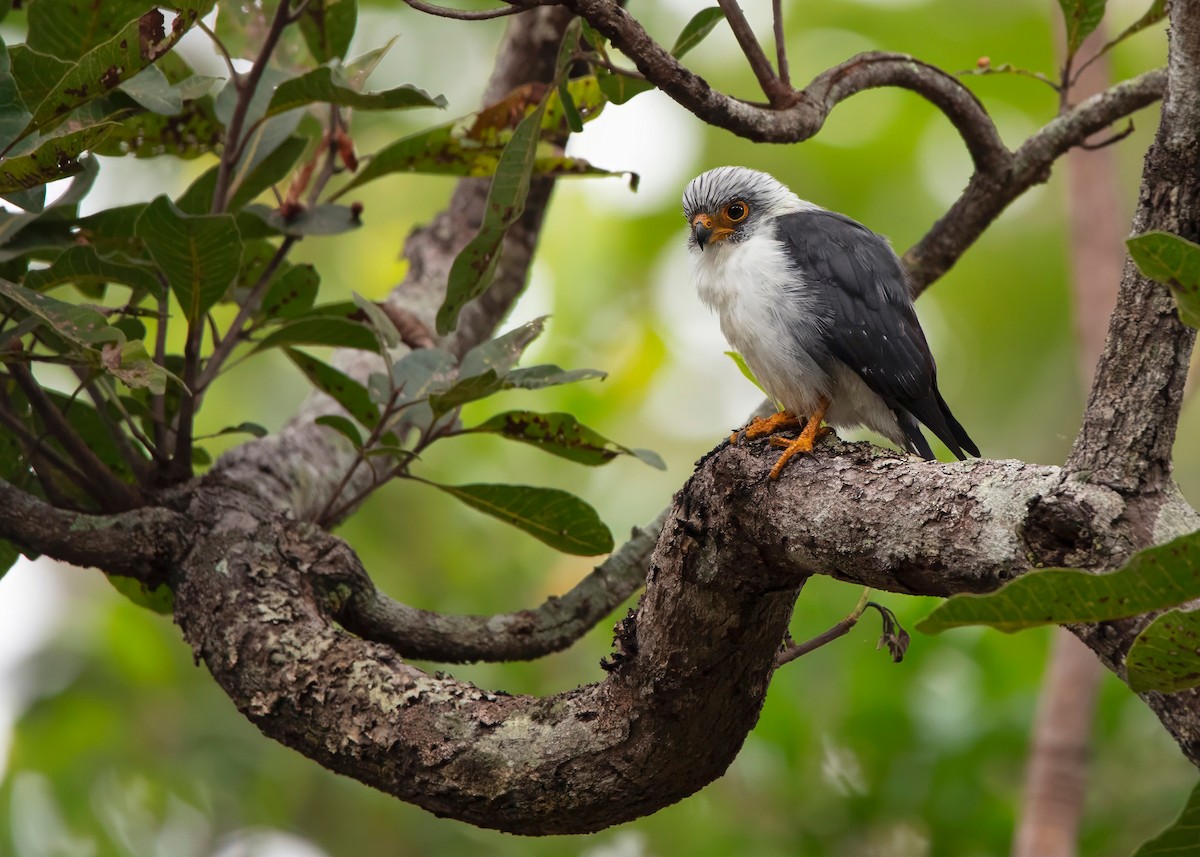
[767,398,830,479]
[731,410,802,444]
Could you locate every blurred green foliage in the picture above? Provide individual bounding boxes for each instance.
[2,0,1198,856]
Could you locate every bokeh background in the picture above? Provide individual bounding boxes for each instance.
[2,0,1199,855]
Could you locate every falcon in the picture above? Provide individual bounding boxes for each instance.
[682,166,979,479]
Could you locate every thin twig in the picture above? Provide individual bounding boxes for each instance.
[195,18,238,81]
[583,53,645,80]
[716,0,790,106]
[211,0,295,214]
[771,0,789,88]
[776,588,871,667]
[72,371,151,482]
[0,393,94,503]
[402,0,528,20]
[8,363,140,508]
[195,237,297,394]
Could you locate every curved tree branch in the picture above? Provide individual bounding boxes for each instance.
[325,511,665,662]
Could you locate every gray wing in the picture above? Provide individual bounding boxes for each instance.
[772,210,979,459]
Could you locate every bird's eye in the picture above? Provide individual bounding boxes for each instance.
[725,200,749,222]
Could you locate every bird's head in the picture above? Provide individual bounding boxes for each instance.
[682,166,806,251]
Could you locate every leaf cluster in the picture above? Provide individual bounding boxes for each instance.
[0,1,662,580]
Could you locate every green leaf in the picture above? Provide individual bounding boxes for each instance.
[103,339,174,394]
[93,93,223,161]
[0,124,114,194]
[428,481,613,555]
[0,41,31,153]
[314,414,363,449]
[505,364,606,390]
[243,202,363,237]
[108,575,175,615]
[1057,0,1108,59]
[1127,231,1200,328]
[135,196,243,323]
[177,135,309,214]
[917,530,1200,634]
[336,76,618,195]
[459,316,547,377]
[262,263,319,320]
[0,539,19,581]
[470,410,665,469]
[1097,0,1166,58]
[1126,609,1200,693]
[670,7,726,59]
[389,346,457,403]
[300,0,358,63]
[725,351,768,396]
[436,95,548,335]
[23,244,162,297]
[253,315,377,353]
[0,278,123,348]
[20,4,212,142]
[265,65,444,118]
[595,72,654,106]
[197,421,270,440]
[26,0,154,61]
[1131,780,1200,857]
[6,45,70,125]
[429,370,505,416]
[351,293,399,350]
[119,64,182,115]
[343,38,397,91]
[285,348,379,428]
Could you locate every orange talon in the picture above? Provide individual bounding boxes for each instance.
[732,410,802,444]
[768,398,829,480]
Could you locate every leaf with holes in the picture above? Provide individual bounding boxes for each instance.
[469,410,665,469]
[917,530,1200,634]
[0,278,123,349]
[20,4,214,142]
[135,196,242,323]
[1127,231,1200,328]
[428,481,613,555]
[285,348,379,428]
[1126,608,1200,693]
[0,123,113,193]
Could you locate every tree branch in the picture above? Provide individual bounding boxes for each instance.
[0,480,188,583]
[715,0,792,106]
[1065,6,1200,492]
[904,68,1166,292]
[326,512,664,662]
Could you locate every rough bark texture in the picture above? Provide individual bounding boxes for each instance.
[2,0,1200,838]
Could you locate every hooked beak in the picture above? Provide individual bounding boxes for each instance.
[692,213,714,249]
[691,213,729,250]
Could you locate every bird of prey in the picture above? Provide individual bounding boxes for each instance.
[682,166,979,479]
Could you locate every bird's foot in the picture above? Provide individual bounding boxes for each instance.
[766,400,830,480]
[731,410,802,445]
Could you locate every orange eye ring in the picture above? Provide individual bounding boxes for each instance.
[724,200,749,222]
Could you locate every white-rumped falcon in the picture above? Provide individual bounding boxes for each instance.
[683,166,979,479]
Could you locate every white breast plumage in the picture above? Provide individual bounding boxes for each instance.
[689,229,832,418]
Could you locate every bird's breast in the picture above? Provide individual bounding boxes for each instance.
[689,231,832,412]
